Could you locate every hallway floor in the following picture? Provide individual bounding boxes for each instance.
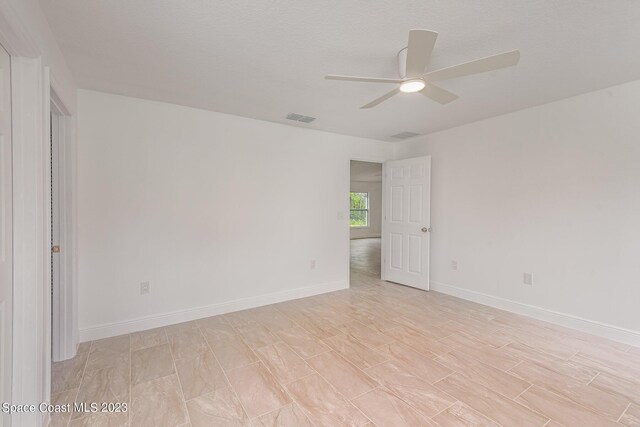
[51,238,640,426]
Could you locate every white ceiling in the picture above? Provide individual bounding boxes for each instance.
[351,161,382,183]
[41,0,640,141]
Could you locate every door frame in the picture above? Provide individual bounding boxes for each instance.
[0,40,13,427]
[8,54,51,427]
[0,5,77,425]
[50,91,77,362]
[347,156,387,286]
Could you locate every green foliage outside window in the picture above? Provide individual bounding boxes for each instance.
[350,192,369,227]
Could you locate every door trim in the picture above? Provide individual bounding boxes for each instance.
[0,40,13,427]
[10,55,51,427]
[0,12,50,427]
[0,5,77,426]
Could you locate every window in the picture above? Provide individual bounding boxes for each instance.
[350,192,369,227]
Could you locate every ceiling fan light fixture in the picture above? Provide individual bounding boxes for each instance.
[399,79,426,93]
[326,29,520,109]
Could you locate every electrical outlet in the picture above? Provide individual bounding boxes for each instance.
[140,281,150,294]
[523,273,533,286]
[310,260,316,270]
[451,260,458,271]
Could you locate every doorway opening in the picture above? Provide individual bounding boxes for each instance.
[349,160,383,285]
[49,103,60,360]
[50,91,76,363]
[50,106,61,361]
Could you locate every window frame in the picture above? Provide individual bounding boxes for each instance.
[349,191,370,228]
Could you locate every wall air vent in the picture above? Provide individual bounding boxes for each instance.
[390,131,421,140]
[286,113,316,123]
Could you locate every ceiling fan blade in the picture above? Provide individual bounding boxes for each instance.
[425,50,520,82]
[325,75,403,84]
[420,84,458,104]
[405,29,438,77]
[360,88,401,109]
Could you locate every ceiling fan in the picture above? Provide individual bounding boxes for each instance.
[325,29,520,109]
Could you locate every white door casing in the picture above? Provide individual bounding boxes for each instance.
[382,156,431,290]
[11,56,51,427]
[0,5,63,422]
[0,42,12,427]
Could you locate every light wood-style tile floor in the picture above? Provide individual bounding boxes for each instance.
[51,238,640,426]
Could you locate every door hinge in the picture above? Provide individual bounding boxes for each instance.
[52,245,61,253]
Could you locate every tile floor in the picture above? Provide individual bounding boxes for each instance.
[51,238,640,426]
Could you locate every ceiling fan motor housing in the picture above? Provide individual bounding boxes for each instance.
[397,47,409,78]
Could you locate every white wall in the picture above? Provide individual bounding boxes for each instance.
[396,79,640,335]
[350,181,382,239]
[77,90,393,339]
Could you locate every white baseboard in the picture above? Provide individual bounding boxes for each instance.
[80,280,348,342]
[430,281,640,347]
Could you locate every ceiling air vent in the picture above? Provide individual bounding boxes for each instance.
[286,113,316,123]
[390,131,421,140]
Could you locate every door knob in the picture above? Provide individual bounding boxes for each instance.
[421,227,431,233]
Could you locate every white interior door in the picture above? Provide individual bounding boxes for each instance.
[382,156,431,290]
[0,42,12,427]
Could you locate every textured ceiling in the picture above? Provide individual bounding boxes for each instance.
[41,0,640,141]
